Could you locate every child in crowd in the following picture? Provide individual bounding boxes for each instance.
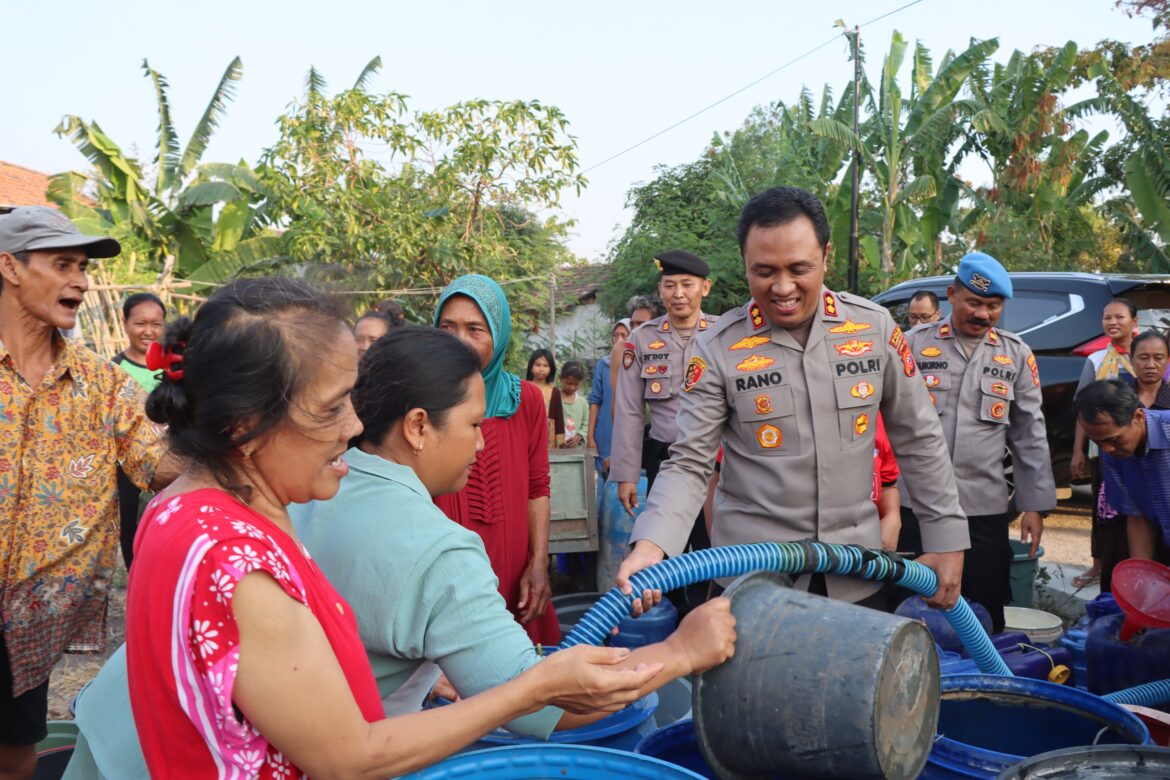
[559,360,589,448]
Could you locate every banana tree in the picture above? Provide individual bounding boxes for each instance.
[811,31,999,277]
[51,58,281,283]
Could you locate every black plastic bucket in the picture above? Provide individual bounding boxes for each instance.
[692,571,939,779]
[996,745,1170,778]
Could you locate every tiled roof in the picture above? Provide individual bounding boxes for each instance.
[0,161,54,209]
[557,263,606,303]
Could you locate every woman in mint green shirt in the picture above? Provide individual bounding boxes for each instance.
[295,326,736,737]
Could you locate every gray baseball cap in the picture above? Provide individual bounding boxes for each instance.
[0,206,121,258]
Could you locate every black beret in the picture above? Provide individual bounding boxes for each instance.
[653,249,710,278]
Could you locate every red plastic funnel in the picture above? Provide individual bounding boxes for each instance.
[1112,559,1170,641]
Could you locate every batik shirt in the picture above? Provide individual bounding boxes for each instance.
[0,335,162,695]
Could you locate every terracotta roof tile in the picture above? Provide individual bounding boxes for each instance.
[0,161,55,209]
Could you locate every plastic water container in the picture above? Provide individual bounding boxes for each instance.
[1086,612,1170,695]
[996,745,1170,778]
[635,720,714,778]
[896,595,992,652]
[922,674,1151,779]
[34,721,77,780]
[1008,539,1044,607]
[1003,606,1064,645]
[552,592,602,638]
[1086,592,1122,621]
[404,744,708,779]
[1060,618,1090,690]
[596,473,647,591]
[998,642,1073,685]
[611,598,678,649]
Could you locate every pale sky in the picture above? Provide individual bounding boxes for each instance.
[2,0,1158,261]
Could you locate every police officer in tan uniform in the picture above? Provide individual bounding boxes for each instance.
[617,187,968,607]
[611,250,718,508]
[901,252,1055,631]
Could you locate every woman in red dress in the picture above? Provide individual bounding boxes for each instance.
[434,274,561,645]
[123,278,662,778]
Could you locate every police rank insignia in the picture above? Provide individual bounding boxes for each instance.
[924,375,941,389]
[991,382,1009,396]
[829,320,871,335]
[939,323,951,337]
[756,423,782,449]
[621,345,635,370]
[755,395,773,415]
[650,381,663,394]
[850,381,875,400]
[920,346,942,357]
[683,357,706,392]
[988,329,1000,345]
[698,319,708,330]
[736,355,775,372]
[749,302,766,330]
[729,335,770,351]
[990,401,1007,420]
[648,340,666,350]
[834,339,874,357]
[854,413,869,436]
[1027,354,1040,387]
[660,321,671,332]
[993,355,1012,365]
[823,291,838,317]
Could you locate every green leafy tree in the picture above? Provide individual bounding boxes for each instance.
[261,59,581,318]
[51,58,280,283]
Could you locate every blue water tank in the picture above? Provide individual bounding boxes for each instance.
[1060,622,1090,690]
[611,598,678,649]
[895,595,992,652]
[405,744,708,779]
[1086,612,1170,695]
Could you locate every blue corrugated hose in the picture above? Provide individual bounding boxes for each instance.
[1103,679,1170,707]
[559,541,1014,677]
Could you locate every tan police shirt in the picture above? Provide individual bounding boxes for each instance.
[609,312,718,485]
[629,289,969,602]
[904,318,1056,517]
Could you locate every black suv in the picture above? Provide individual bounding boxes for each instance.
[873,273,1170,486]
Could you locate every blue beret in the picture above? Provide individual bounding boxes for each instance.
[653,249,710,278]
[956,252,1012,299]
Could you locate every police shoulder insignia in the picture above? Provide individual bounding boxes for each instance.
[829,320,871,335]
[1027,354,1040,387]
[683,357,706,392]
[889,326,905,350]
[660,320,671,332]
[622,344,635,370]
[939,323,951,338]
[920,346,942,357]
[736,354,776,372]
[823,291,839,318]
[898,340,916,377]
[698,319,709,330]
[756,423,783,449]
[648,340,666,350]
[988,328,1000,345]
[749,302,766,331]
[729,335,770,351]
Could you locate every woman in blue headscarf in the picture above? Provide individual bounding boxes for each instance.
[433,275,560,644]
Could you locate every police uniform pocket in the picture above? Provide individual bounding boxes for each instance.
[733,385,797,455]
[979,377,1012,424]
[642,363,672,400]
[834,378,879,447]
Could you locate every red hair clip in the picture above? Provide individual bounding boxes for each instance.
[145,340,185,381]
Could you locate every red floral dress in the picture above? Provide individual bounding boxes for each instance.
[126,489,384,778]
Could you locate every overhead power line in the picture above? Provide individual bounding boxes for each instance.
[579,0,927,175]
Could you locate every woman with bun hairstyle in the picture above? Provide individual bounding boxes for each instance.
[117,278,663,779]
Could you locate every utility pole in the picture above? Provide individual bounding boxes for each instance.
[848,25,862,295]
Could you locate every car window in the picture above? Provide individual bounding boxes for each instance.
[1123,287,1170,333]
[999,292,1078,334]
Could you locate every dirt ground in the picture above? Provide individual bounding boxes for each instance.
[46,497,1097,721]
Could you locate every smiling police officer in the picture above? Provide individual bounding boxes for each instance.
[617,187,968,608]
[901,252,1055,632]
